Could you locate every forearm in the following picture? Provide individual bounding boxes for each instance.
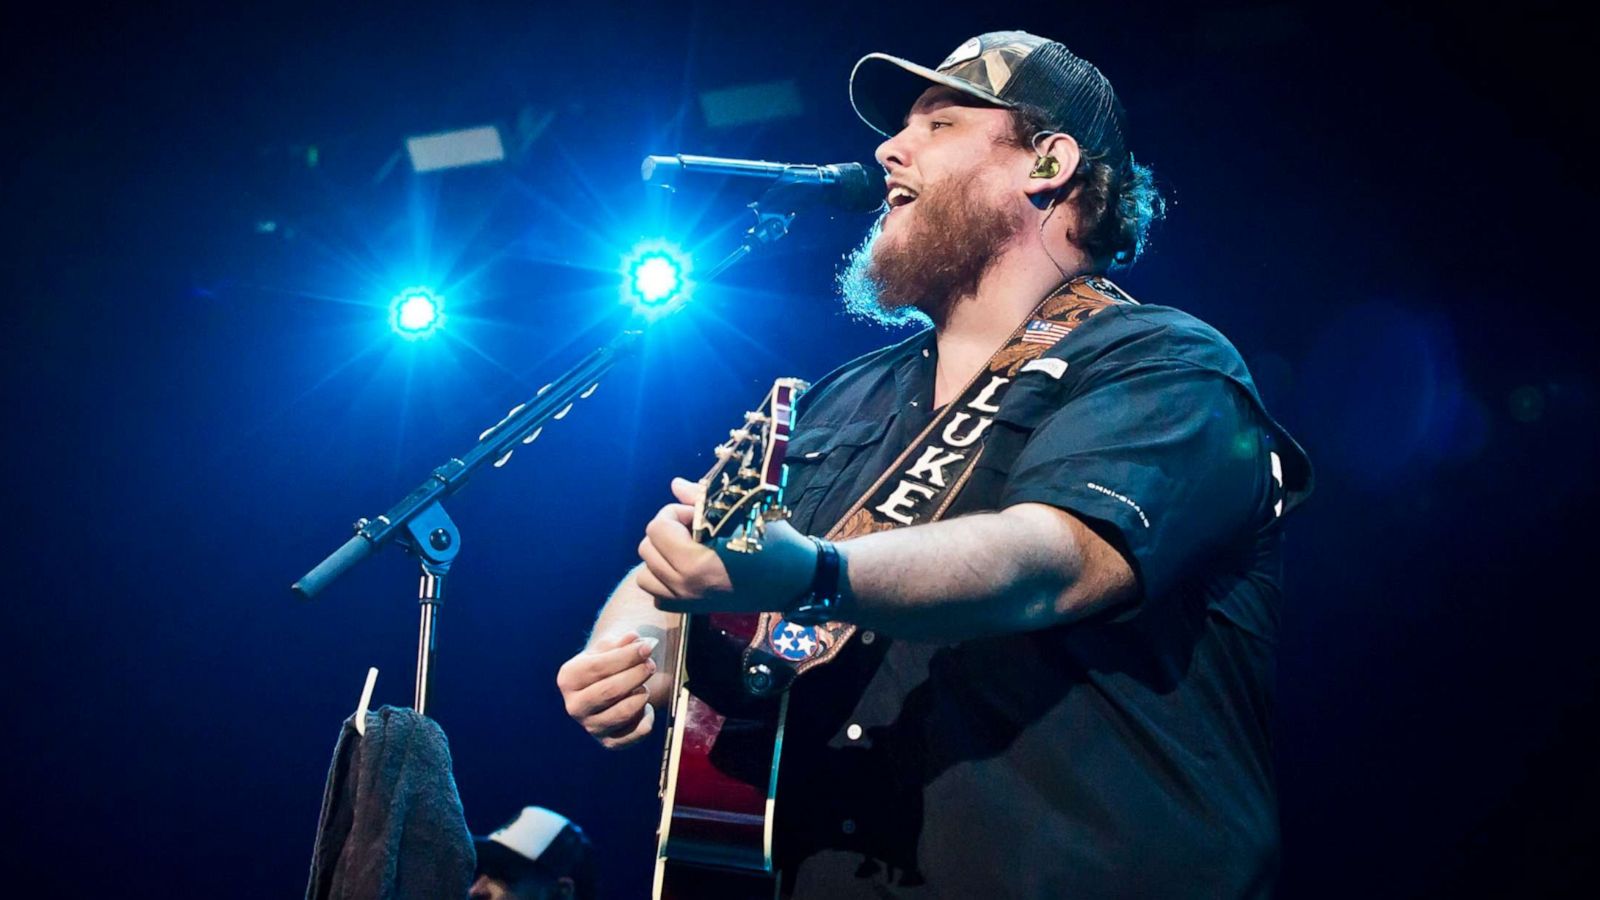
[590,564,682,706]
[835,503,1132,640]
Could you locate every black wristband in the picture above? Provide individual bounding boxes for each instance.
[785,537,845,626]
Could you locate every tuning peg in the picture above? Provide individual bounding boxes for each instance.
[580,382,599,399]
[744,411,766,424]
[714,446,735,460]
[522,427,542,444]
[725,522,763,554]
[493,450,514,468]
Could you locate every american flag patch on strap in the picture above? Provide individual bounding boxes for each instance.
[1021,319,1072,345]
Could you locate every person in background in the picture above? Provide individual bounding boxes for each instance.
[469,806,596,900]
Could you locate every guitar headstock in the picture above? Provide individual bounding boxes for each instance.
[692,377,808,553]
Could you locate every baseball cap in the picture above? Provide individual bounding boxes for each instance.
[850,31,1130,171]
[473,806,595,895]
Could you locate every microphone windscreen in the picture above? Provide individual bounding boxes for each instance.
[832,163,884,214]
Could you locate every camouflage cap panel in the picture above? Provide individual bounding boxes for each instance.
[935,31,1048,99]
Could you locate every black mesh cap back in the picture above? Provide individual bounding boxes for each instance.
[998,41,1129,172]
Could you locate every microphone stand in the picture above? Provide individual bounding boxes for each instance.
[291,181,817,716]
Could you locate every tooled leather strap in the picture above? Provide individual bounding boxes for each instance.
[740,275,1136,690]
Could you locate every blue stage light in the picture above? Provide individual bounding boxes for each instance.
[634,255,681,304]
[621,242,691,317]
[389,287,444,339]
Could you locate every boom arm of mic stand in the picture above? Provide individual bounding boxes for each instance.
[291,329,643,599]
[294,185,805,600]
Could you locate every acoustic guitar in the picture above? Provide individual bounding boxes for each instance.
[652,377,807,900]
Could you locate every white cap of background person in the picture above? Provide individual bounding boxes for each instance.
[471,806,595,899]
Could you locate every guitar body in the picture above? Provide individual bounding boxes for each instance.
[652,380,806,900]
[654,614,786,899]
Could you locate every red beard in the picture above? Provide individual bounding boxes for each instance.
[839,169,1024,328]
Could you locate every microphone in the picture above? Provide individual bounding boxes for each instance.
[641,154,882,214]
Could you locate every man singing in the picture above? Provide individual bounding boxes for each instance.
[556,30,1311,898]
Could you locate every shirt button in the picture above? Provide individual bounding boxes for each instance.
[841,819,857,835]
[860,630,875,645]
[921,348,930,358]
[846,723,863,741]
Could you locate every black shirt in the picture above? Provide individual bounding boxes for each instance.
[761,302,1313,899]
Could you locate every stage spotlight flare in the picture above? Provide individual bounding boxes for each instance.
[390,287,444,339]
[634,255,681,305]
[621,243,691,317]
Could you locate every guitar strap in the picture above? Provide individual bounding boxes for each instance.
[741,275,1137,689]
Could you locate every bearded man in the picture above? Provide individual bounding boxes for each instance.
[556,31,1312,898]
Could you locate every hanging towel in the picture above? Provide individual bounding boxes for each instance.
[306,705,475,899]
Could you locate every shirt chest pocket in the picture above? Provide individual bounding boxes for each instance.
[971,374,1072,480]
[781,419,891,533]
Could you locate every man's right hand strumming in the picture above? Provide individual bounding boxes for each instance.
[557,631,661,749]
[558,561,683,749]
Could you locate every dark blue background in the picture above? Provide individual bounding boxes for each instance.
[4,1,1594,895]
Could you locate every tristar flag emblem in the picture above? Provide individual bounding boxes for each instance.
[770,619,822,661]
